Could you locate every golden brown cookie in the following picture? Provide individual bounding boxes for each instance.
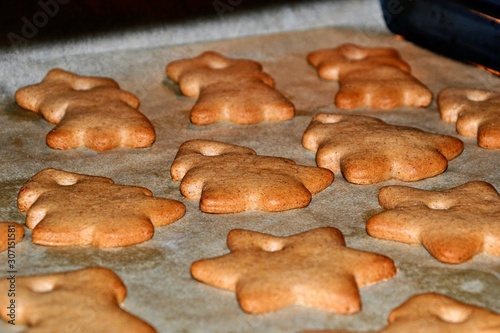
[438,87,500,149]
[166,51,295,125]
[366,181,500,264]
[170,139,334,213]
[15,68,155,151]
[302,113,464,184]
[0,267,157,332]
[17,168,186,247]
[302,293,500,333]
[307,43,433,109]
[191,227,397,314]
[0,222,24,253]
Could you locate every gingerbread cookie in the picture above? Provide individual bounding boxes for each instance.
[166,51,295,125]
[15,68,155,151]
[170,139,334,213]
[302,114,464,184]
[191,227,397,314]
[308,43,432,109]
[438,87,500,149]
[18,168,185,247]
[302,293,500,333]
[0,267,157,332]
[366,181,500,264]
[0,222,24,253]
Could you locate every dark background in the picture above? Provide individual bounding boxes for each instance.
[0,0,309,47]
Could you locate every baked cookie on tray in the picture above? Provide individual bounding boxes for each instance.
[170,139,334,213]
[366,181,500,264]
[302,114,464,184]
[308,43,433,110]
[0,222,24,252]
[0,267,157,332]
[438,87,500,149]
[15,68,156,151]
[17,168,186,248]
[302,293,500,333]
[191,227,397,314]
[166,51,295,125]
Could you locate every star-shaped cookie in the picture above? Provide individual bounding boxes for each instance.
[302,293,500,333]
[0,222,24,252]
[0,267,157,332]
[191,227,397,314]
[307,43,432,109]
[302,114,464,184]
[366,181,500,264]
[166,51,295,125]
[17,168,186,248]
[438,87,500,149]
[170,139,334,213]
[15,68,156,151]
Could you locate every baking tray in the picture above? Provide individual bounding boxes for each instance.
[1,27,499,332]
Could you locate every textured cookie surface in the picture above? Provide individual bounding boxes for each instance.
[0,222,24,253]
[302,293,500,333]
[166,51,295,124]
[0,267,157,332]
[438,87,500,149]
[191,227,397,314]
[302,113,464,184]
[308,43,432,109]
[15,68,155,151]
[170,139,334,213]
[366,181,500,263]
[17,168,186,247]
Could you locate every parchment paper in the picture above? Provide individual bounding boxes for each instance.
[0,27,499,333]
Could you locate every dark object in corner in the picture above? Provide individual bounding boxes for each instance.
[380,0,500,75]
